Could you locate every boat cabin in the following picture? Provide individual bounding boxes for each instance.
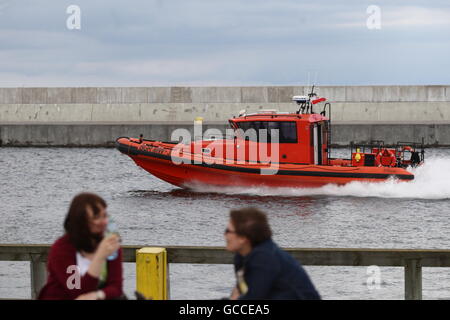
[228,111,330,165]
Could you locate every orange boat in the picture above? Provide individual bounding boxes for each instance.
[115,89,424,189]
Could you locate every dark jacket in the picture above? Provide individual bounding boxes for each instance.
[234,239,320,300]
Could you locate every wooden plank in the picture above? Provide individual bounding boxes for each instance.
[404,259,422,300]
[2,244,450,267]
[30,255,47,299]
[0,245,51,262]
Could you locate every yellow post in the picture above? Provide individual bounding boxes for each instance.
[194,116,204,124]
[136,247,168,300]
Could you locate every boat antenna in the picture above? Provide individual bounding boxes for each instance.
[308,84,317,114]
[293,80,316,114]
[306,72,310,95]
[306,72,311,112]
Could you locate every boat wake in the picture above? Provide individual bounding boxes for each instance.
[186,157,450,200]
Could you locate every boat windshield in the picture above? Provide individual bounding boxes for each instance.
[235,121,297,143]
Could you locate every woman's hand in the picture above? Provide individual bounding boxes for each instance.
[95,234,121,260]
[86,234,121,279]
[75,291,99,300]
[230,286,240,300]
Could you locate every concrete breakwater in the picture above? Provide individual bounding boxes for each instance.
[0,86,449,146]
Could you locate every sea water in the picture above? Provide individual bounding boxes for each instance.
[0,147,449,299]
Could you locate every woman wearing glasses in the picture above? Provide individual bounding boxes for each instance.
[224,207,320,300]
[38,193,123,300]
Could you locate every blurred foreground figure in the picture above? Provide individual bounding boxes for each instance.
[38,193,123,300]
[224,207,320,300]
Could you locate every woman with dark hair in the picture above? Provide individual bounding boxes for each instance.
[224,207,320,300]
[38,193,123,300]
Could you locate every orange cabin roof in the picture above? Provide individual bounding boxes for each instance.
[229,112,328,125]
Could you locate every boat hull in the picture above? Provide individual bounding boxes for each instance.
[116,138,414,189]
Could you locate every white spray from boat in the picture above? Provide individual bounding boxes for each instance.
[187,156,450,200]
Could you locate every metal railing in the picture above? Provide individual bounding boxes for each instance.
[2,244,450,299]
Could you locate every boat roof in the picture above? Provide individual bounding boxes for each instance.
[229,94,330,123]
[230,112,328,123]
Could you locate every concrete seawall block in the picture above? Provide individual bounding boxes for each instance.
[88,125,114,145]
[0,104,18,121]
[413,125,436,145]
[372,86,401,102]
[371,124,414,143]
[267,87,278,103]
[0,88,22,104]
[339,103,380,121]
[7,86,450,104]
[291,86,308,96]
[140,103,173,122]
[52,104,94,122]
[2,101,450,123]
[148,125,170,141]
[278,86,296,102]
[148,87,171,103]
[330,124,372,145]
[446,87,450,101]
[47,88,73,104]
[121,87,149,103]
[71,87,98,103]
[331,102,450,122]
[22,88,48,104]
[215,87,241,103]
[267,86,295,103]
[67,125,90,145]
[3,86,450,105]
[170,87,192,103]
[241,87,268,103]
[377,102,436,122]
[1,124,41,145]
[426,86,447,102]
[46,125,69,145]
[91,104,141,122]
[329,103,344,121]
[330,124,449,146]
[436,124,450,145]
[345,86,374,102]
[0,104,42,122]
[167,104,185,121]
[191,87,218,103]
[184,103,207,122]
[98,88,122,104]
[316,86,346,102]
[399,86,427,102]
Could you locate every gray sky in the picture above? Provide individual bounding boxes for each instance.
[0,0,449,86]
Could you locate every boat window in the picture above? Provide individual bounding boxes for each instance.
[237,121,251,132]
[280,122,297,143]
[267,122,280,143]
[235,121,297,143]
